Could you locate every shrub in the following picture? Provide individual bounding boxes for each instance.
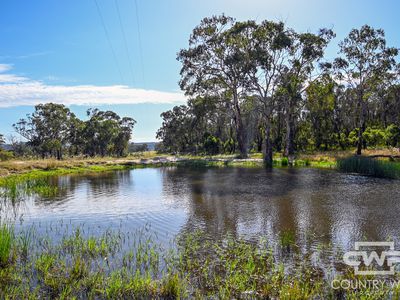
[203,133,221,155]
[0,151,13,161]
[385,124,400,147]
[362,127,386,147]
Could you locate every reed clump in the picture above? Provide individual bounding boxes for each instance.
[337,156,400,179]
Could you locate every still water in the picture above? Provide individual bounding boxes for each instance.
[3,167,400,253]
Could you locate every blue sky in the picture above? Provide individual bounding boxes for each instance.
[0,0,399,142]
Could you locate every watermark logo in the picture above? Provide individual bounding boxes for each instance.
[343,241,400,275]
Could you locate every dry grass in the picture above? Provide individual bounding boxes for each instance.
[0,151,168,177]
[1,148,398,178]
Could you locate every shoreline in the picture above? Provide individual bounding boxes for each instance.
[1,147,399,181]
[0,154,337,181]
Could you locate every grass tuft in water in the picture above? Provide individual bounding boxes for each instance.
[0,223,14,267]
[279,229,296,249]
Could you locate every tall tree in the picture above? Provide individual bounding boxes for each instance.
[156,105,193,153]
[83,109,136,157]
[178,16,254,158]
[305,75,336,150]
[282,28,334,161]
[249,20,292,166]
[0,133,5,146]
[333,25,399,155]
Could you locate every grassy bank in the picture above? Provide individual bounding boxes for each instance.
[0,151,336,179]
[0,224,398,299]
[2,148,400,185]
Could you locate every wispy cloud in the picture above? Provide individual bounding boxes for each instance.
[0,64,186,108]
[0,51,53,60]
[0,64,13,73]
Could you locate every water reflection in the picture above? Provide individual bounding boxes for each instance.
[1,167,400,254]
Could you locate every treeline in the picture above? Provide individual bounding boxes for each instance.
[8,103,136,159]
[157,16,400,165]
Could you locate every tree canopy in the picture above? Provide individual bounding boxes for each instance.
[13,103,136,159]
[158,17,400,163]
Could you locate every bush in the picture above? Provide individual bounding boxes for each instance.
[385,124,400,147]
[203,133,221,155]
[362,127,386,147]
[0,151,13,161]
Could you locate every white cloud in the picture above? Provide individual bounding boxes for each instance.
[0,64,186,108]
[0,64,13,73]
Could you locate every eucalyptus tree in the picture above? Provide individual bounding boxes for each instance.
[83,109,136,156]
[156,105,193,153]
[305,75,337,150]
[281,28,335,161]
[0,133,4,145]
[333,25,399,154]
[13,103,78,159]
[249,20,291,166]
[178,15,255,158]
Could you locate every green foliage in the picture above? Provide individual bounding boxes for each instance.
[203,133,221,155]
[279,229,295,248]
[385,124,400,147]
[281,157,289,166]
[12,104,136,159]
[157,17,400,162]
[333,25,399,154]
[362,127,386,147]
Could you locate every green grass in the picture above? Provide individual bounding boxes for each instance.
[0,224,13,267]
[279,229,296,248]
[337,156,400,179]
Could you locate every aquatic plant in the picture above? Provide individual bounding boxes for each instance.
[337,156,400,179]
[0,223,13,267]
[279,229,296,249]
[0,224,397,298]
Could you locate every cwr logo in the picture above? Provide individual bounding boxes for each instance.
[343,242,400,275]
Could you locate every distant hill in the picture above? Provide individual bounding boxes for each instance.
[129,142,158,152]
[0,144,12,151]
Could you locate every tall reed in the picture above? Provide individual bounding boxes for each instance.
[337,156,400,179]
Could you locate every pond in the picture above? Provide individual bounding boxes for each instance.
[3,166,400,254]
